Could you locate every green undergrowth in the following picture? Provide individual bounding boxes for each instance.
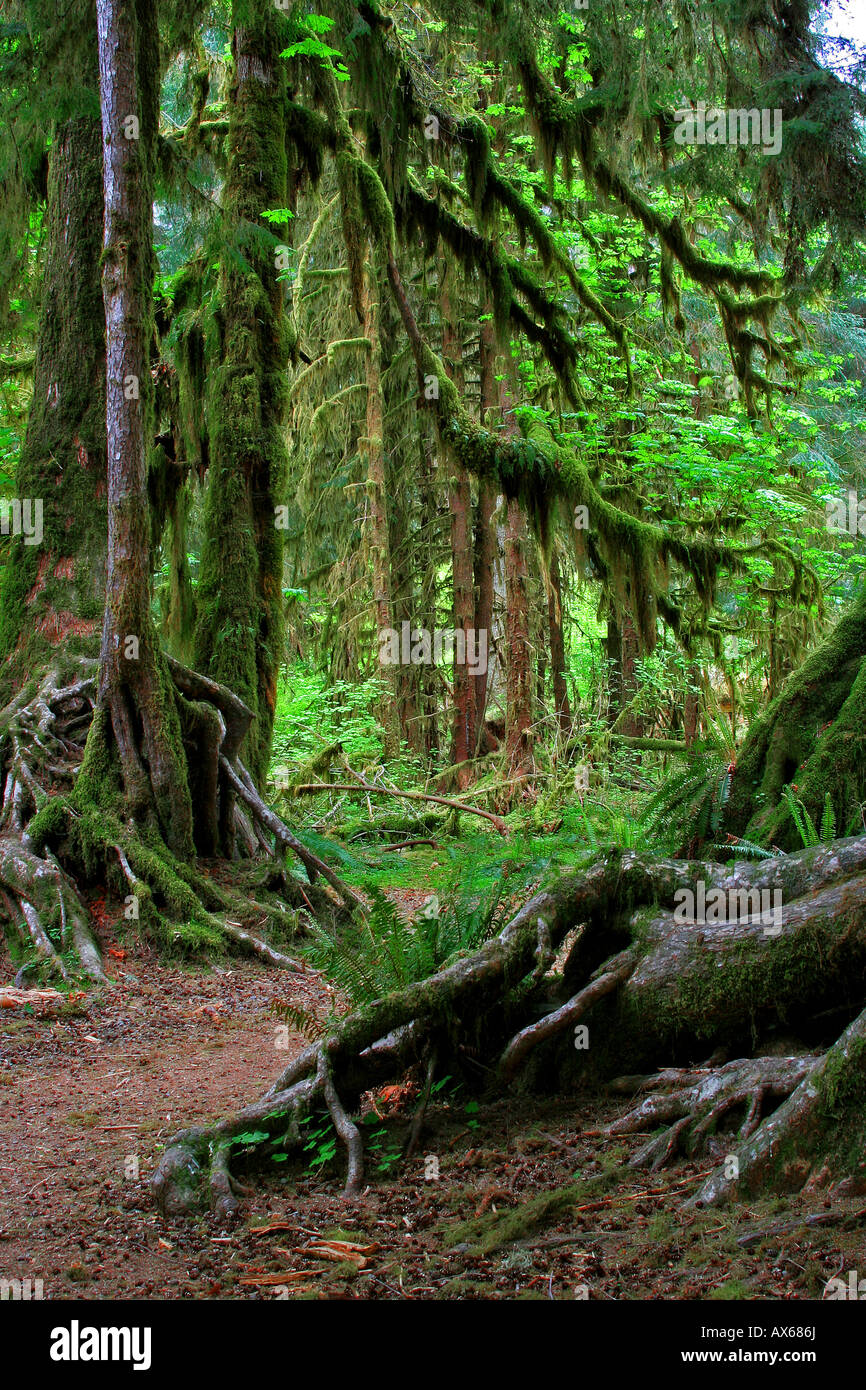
[303,864,519,1010]
[442,1170,619,1254]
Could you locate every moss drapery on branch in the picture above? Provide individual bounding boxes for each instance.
[257,0,834,679]
[384,246,818,652]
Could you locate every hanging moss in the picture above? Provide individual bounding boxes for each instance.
[285,103,334,188]
[162,252,214,473]
[401,323,742,655]
[459,115,492,225]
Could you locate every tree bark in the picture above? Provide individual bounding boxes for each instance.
[415,418,441,756]
[0,111,107,697]
[474,312,498,750]
[441,261,475,780]
[95,0,194,856]
[504,496,533,780]
[360,251,400,757]
[547,549,571,736]
[193,0,290,788]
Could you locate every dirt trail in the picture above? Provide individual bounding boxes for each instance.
[0,944,321,1298]
[2,937,865,1300]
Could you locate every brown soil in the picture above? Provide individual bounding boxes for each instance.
[2,929,866,1301]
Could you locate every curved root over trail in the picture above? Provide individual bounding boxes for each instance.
[0,657,360,984]
[153,836,866,1216]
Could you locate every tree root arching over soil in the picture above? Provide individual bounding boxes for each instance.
[153,834,866,1218]
[0,657,359,985]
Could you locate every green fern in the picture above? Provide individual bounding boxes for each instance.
[273,1000,323,1040]
[642,751,732,854]
[780,785,836,849]
[303,869,512,1010]
[780,784,820,848]
[710,836,774,860]
[820,791,836,843]
[572,799,646,852]
[433,864,515,960]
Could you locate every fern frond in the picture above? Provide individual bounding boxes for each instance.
[781,784,820,848]
[820,791,836,843]
[710,838,774,860]
[273,1001,323,1040]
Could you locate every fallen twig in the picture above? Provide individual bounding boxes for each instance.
[294,781,508,834]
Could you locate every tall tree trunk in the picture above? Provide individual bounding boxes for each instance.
[386,446,422,753]
[160,478,196,664]
[619,612,643,737]
[95,0,194,856]
[474,313,497,751]
[604,609,622,724]
[0,111,107,697]
[504,496,533,780]
[360,253,399,758]
[449,470,475,776]
[547,549,571,735]
[193,0,290,788]
[606,609,645,736]
[683,659,700,748]
[498,365,534,782]
[473,478,496,749]
[417,418,440,757]
[441,261,474,779]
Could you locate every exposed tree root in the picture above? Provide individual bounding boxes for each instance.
[499,948,637,1081]
[606,1055,817,1170]
[0,665,104,981]
[151,834,866,1214]
[687,1002,866,1207]
[219,756,363,910]
[0,657,360,982]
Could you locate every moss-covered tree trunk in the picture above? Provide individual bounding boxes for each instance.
[492,361,533,782]
[441,262,475,779]
[416,417,441,757]
[359,252,399,758]
[474,313,498,753]
[0,0,345,985]
[193,0,290,790]
[606,610,646,736]
[0,110,107,698]
[547,549,571,736]
[0,30,112,982]
[724,585,866,849]
[385,447,423,754]
[504,495,533,780]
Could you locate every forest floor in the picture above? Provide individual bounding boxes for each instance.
[2,890,865,1302]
